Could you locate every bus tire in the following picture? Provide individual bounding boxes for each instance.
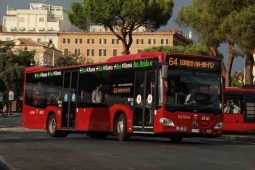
[116,114,129,141]
[47,114,67,137]
[170,136,183,143]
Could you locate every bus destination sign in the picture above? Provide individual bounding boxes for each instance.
[80,59,157,74]
[34,71,62,79]
[168,56,220,71]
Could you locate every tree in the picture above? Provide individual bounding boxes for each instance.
[231,71,244,87]
[143,44,214,56]
[0,42,35,103]
[55,54,79,67]
[176,0,255,87]
[237,6,255,84]
[68,0,174,55]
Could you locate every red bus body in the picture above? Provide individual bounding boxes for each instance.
[22,52,223,139]
[223,87,255,132]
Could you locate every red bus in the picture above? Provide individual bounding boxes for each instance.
[223,87,255,132]
[22,52,223,142]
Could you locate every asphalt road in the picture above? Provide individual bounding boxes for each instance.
[0,117,255,170]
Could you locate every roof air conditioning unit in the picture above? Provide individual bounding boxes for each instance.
[20,27,25,31]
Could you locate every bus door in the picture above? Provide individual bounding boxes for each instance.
[62,71,78,128]
[243,94,255,123]
[133,71,156,133]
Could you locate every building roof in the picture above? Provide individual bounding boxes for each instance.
[16,38,44,47]
[13,38,61,52]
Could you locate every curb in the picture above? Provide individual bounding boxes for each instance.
[0,113,22,118]
[223,135,255,143]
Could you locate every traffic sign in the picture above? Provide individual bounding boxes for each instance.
[8,91,14,101]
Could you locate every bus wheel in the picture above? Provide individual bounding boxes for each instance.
[47,114,67,137]
[116,114,129,141]
[170,136,183,143]
[89,132,108,139]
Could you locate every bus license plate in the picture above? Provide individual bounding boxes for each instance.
[191,129,200,133]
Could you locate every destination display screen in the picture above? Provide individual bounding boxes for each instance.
[167,56,220,72]
[80,58,158,74]
[34,70,62,79]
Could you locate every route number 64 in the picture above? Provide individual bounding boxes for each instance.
[169,58,178,66]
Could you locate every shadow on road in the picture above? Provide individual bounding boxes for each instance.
[0,131,254,146]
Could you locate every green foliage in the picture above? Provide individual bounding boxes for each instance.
[0,42,35,103]
[177,0,254,53]
[55,54,79,67]
[231,71,244,87]
[68,0,174,54]
[143,44,213,56]
[176,0,255,86]
[235,6,255,55]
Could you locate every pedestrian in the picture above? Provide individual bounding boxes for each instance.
[3,104,8,118]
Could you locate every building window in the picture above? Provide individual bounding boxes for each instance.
[87,39,94,44]
[161,39,168,45]
[136,39,144,44]
[75,49,81,56]
[99,39,107,44]
[148,39,156,44]
[8,16,16,22]
[113,49,117,56]
[99,49,106,56]
[37,38,41,42]
[87,49,94,56]
[75,38,82,44]
[39,17,44,22]
[112,39,119,44]
[64,49,68,56]
[63,38,70,44]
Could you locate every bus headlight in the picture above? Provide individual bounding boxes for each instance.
[159,118,175,127]
[214,122,223,130]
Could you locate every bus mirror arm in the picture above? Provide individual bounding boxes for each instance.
[161,63,168,80]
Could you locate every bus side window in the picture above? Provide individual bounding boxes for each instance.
[224,99,241,114]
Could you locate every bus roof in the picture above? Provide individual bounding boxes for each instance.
[25,52,219,74]
[225,87,255,93]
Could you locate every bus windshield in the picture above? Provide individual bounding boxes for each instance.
[165,70,221,114]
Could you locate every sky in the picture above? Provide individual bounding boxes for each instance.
[0,0,244,72]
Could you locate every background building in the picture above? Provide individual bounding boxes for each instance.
[58,30,192,63]
[89,25,148,33]
[0,31,59,48]
[12,38,62,66]
[2,3,66,33]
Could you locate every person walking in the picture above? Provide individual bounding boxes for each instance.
[2,104,8,118]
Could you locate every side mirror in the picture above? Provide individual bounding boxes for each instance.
[161,64,168,79]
